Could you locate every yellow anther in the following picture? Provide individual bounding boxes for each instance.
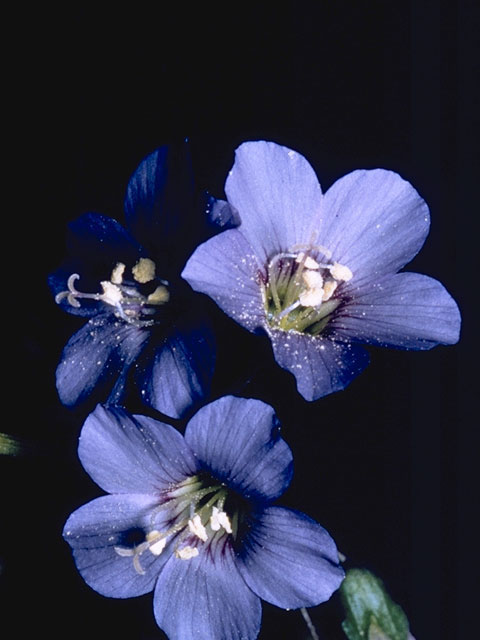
[322,279,338,302]
[132,257,156,283]
[210,507,233,534]
[299,270,325,307]
[330,262,353,282]
[147,285,170,305]
[295,253,320,270]
[175,546,199,560]
[110,262,126,284]
[146,530,167,556]
[188,514,208,542]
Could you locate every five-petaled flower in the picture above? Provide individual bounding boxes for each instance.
[63,396,344,640]
[49,144,215,418]
[182,141,461,401]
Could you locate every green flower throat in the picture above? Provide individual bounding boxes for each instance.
[263,249,353,336]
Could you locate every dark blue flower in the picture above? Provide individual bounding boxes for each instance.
[49,144,215,418]
[182,141,461,401]
[63,396,344,640]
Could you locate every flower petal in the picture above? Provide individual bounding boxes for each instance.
[184,396,293,501]
[331,272,461,348]
[236,506,344,609]
[182,228,265,333]
[269,329,370,401]
[55,316,149,406]
[225,141,324,263]
[320,169,430,283]
[124,143,206,273]
[206,196,241,230]
[66,212,143,263]
[138,326,215,419]
[78,405,198,494]
[153,541,261,640]
[63,494,168,598]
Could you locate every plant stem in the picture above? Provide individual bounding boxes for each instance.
[300,607,320,640]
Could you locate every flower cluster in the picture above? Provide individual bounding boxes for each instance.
[64,397,344,639]
[54,141,460,639]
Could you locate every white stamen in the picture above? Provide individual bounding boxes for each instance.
[100,281,123,305]
[113,545,135,557]
[188,514,208,542]
[299,269,325,307]
[322,279,338,301]
[295,253,320,270]
[111,262,126,284]
[175,546,199,560]
[302,270,324,290]
[210,507,233,534]
[132,257,156,283]
[329,262,353,282]
[146,530,167,556]
[299,288,325,307]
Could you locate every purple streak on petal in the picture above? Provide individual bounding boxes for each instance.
[55,316,149,406]
[139,327,216,419]
[225,141,324,263]
[237,506,344,608]
[320,169,430,284]
[332,272,461,348]
[78,405,198,494]
[182,228,265,333]
[153,542,261,640]
[185,396,293,501]
[63,494,167,598]
[269,329,370,401]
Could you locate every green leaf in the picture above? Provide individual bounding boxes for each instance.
[340,569,410,640]
[0,432,34,456]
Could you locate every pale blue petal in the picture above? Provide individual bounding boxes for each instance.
[225,141,324,264]
[79,405,198,494]
[320,169,430,284]
[331,272,461,348]
[237,506,344,608]
[153,543,261,640]
[269,328,370,401]
[185,396,293,502]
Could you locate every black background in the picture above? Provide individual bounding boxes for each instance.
[4,2,477,639]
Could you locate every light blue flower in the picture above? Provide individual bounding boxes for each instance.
[63,396,344,640]
[182,141,461,401]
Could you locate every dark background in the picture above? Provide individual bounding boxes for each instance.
[4,2,477,638]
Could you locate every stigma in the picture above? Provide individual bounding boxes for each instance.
[55,258,170,327]
[263,248,353,335]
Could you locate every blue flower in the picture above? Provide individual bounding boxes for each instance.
[49,144,214,418]
[63,396,344,640]
[182,141,461,401]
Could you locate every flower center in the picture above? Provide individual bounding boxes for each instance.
[55,258,170,327]
[262,248,352,335]
[114,473,240,573]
